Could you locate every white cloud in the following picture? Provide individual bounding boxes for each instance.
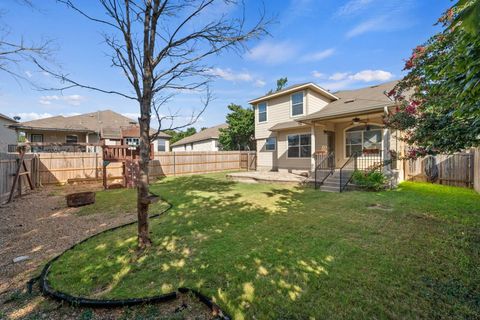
[318,69,393,91]
[329,72,350,81]
[208,67,265,88]
[245,41,297,64]
[38,94,85,106]
[346,16,387,38]
[12,112,80,122]
[254,79,266,88]
[208,68,253,82]
[311,71,326,79]
[301,48,335,62]
[336,0,375,16]
[349,70,393,82]
[25,71,33,78]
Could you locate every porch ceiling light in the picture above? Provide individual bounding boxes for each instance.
[352,117,361,125]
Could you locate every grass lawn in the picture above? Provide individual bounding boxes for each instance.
[47,173,480,319]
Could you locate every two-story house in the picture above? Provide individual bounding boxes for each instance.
[249,80,404,181]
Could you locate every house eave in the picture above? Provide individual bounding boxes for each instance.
[248,83,338,105]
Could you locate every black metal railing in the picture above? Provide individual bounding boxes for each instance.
[339,152,358,192]
[314,152,335,189]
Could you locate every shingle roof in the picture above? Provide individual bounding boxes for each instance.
[171,123,228,147]
[0,113,17,123]
[269,120,309,131]
[298,80,399,121]
[10,110,170,138]
[248,82,338,104]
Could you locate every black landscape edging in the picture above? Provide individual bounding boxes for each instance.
[27,192,231,319]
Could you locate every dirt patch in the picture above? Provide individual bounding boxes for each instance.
[0,184,213,319]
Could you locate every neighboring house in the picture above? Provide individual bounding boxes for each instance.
[249,80,404,176]
[171,124,228,152]
[0,113,18,153]
[9,110,170,152]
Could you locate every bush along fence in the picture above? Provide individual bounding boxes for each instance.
[33,151,257,185]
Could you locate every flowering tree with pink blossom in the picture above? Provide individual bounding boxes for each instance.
[385,0,479,158]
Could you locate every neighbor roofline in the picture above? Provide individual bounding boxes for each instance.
[171,137,218,147]
[248,83,338,105]
[8,125,95,133]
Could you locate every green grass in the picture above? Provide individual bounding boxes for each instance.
[47,173,480,319]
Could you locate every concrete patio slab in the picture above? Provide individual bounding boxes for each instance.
[227,171,308,184]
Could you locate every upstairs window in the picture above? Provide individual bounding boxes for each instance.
[30,134,43,143]
[291,92,304,116]
[66,135,78,144]
[258,102,267,122]
[125,137,140,147]
[265,137,276,151]
[288,134,311,158]
[157,139,166,152]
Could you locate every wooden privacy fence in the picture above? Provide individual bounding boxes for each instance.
[0,153,40,203]
[405,152,474,188]
[36,151,256,185]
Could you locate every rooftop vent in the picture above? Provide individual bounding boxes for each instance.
[344,99,355,103]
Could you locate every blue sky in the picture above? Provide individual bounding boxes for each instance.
[0,0,450,129]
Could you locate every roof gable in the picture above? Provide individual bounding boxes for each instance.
[248,83,338,105]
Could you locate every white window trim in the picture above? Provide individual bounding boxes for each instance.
[290,91,305,118]
[343,124,383,159]
[125,137,140,146]
[257,101,268,123]
[66,134,78,144]
[286,133,311,159]
[265,137,276,151]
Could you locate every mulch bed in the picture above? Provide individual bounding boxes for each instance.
[0,184,212,319]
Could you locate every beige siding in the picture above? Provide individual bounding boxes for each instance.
[0,118,17,152]
[256,138,278,171]
[254,89,331,140]
[307,89,330,114]
[172,139,217,152]
[25,130,87,143]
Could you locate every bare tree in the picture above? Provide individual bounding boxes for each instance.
[0,1,51,82]
[37,0,269,249]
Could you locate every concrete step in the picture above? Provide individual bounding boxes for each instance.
[322,182,341,188]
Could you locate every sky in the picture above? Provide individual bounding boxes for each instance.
[0,0,451,130]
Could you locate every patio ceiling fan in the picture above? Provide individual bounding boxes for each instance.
[351,117,372,130]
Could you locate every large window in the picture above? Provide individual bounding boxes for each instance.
[345,125,382,157]
[66,135,78,144]
[291,92,304,116]
[258,102,267,122]
[30,134,43,143]
[157,139,166,152]
[288,134,311,158]
[265,137,276,151]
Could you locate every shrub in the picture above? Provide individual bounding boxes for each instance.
[352,170,387,191]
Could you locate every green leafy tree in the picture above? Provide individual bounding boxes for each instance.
[219,104,255,151]
[164,127,197,144]
[267,77,288,94]
[385,0,480,157]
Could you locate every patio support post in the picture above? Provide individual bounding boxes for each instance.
[383,106,391,174]
[311,123,316,173]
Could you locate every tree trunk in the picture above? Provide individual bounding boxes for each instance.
[137,98,152,249]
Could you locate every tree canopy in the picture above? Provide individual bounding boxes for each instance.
[385,0,480,157]
[218,104,255,151]
[164,127,197,145]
